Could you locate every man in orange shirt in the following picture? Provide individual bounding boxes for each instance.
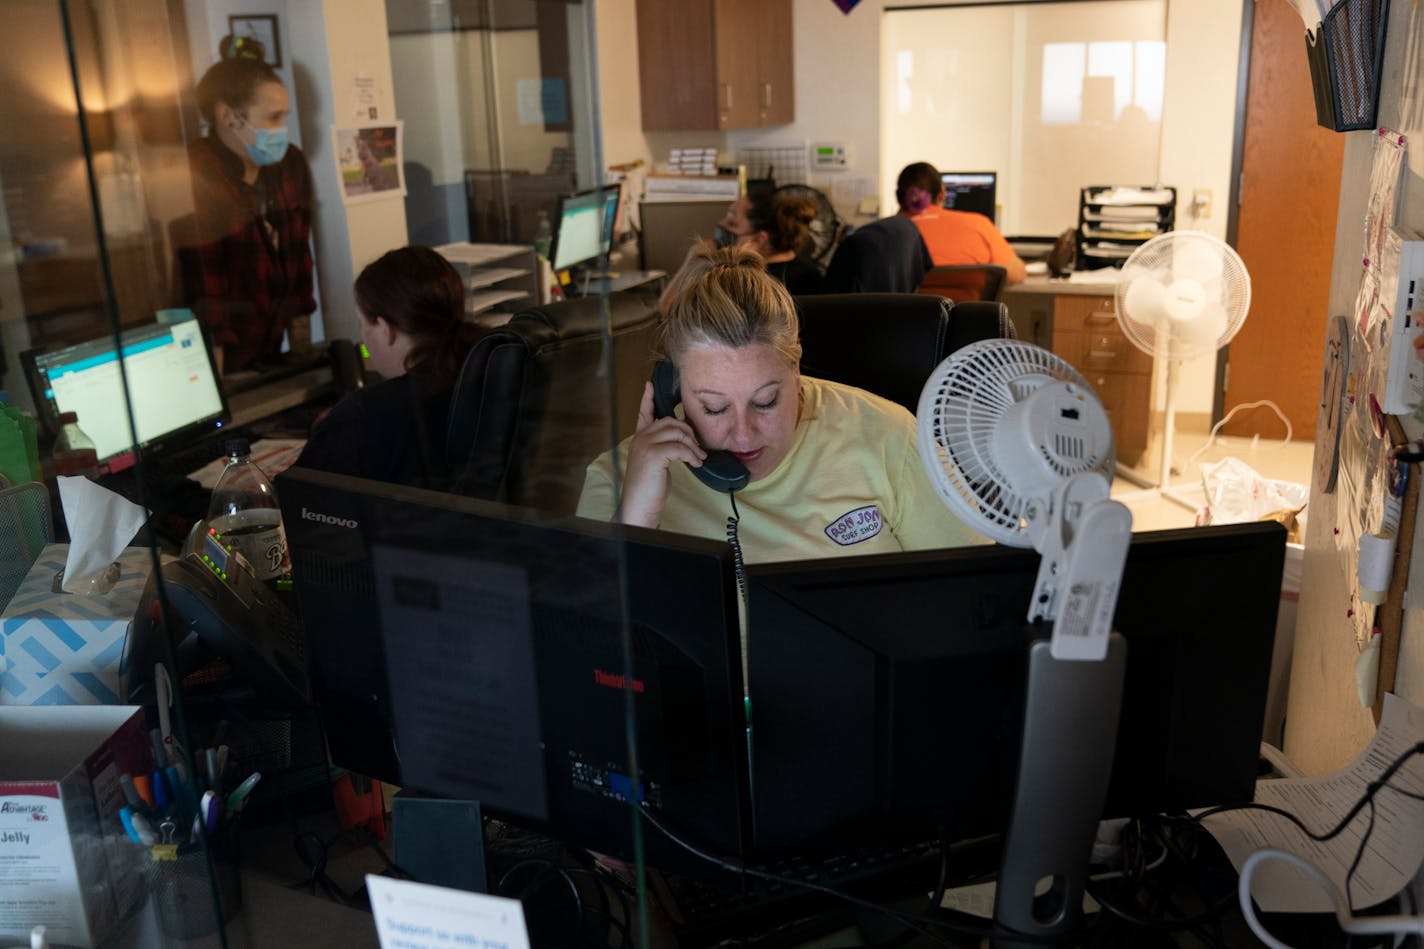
[897,162,1027,285]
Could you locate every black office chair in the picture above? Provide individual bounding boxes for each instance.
[795,294,1017,413]
[445,291,661,514]
[820,216,932,294]
[917,264,1008,303]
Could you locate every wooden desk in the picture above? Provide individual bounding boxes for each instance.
[1002,274,1152,468]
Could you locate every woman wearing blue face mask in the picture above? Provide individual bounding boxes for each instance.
[177,37,316,374]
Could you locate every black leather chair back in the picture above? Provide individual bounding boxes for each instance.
[820,216,932,294]
[795,294,1017,413]
[446,291,661,513]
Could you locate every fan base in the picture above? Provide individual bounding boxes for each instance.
[1112,484,1199,514]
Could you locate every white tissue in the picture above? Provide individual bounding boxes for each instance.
[56,476,148,594]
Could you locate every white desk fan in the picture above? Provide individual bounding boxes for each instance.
[1115,231,1252,509]
[917,339,1133,938]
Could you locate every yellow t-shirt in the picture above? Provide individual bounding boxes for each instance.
[576,376,986,562]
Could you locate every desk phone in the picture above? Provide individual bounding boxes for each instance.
[134,524,310,711]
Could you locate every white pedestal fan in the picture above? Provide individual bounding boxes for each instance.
[1113,231,1253,511]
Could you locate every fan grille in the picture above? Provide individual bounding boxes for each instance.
[918,340,1115,547]
[1114,230,1251,361]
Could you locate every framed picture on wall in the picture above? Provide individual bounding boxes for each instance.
[332,122,407,206]
[228,14,281,67]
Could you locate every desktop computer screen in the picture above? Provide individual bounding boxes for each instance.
[278,467,751,865]
[550,184,621,272]
[940,171,998,220]
[745,522,1286,856]
[23,318,227,464]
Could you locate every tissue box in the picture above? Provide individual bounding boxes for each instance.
[0,705,150,948]
[0,545,156,706]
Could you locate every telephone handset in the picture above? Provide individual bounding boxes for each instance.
[650,361,749,493]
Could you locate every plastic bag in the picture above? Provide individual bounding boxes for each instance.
[1199,457,1309,541]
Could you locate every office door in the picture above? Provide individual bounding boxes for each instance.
[1225,0,1343,441]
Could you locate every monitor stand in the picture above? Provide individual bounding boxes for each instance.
[993,631,1126,941]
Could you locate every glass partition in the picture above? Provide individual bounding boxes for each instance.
[2,0,642,945]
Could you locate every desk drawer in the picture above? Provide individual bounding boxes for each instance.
[1054,331,1153,375]
[1083,371,1150,466]
[1052,295,1119,332]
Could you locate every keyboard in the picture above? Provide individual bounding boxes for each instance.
[650,840,941,944]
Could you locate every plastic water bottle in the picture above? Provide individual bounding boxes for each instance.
[206,438,290,582]
[533,210,553,260]
[52,411,100,479]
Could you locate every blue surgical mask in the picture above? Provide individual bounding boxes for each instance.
[242,121,290,166]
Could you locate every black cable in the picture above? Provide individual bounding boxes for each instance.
[726,491,747,604]
[1188,741,1424,846]
[634,801,1062,947]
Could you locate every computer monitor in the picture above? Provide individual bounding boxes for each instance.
[549,184,621,272]
[22,318,228,465]
[277,466,751,864]
[745,522,1286,856]
[940,171,998,220]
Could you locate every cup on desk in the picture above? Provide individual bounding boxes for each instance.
[148,833,243,940]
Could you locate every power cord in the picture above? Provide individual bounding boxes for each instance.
[1238,850,1424,949]
[1180,398,1293,479]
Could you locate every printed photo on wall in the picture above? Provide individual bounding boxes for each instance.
[332,122,406,205]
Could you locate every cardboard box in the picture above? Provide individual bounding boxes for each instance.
[0,705,150,948]
[0,545,156,706]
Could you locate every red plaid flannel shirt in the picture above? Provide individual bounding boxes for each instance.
[176,136,316,371]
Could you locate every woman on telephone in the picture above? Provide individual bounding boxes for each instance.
[576,243,983,562]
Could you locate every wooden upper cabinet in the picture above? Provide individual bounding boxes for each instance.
[636,0,794,132]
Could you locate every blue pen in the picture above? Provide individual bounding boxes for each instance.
[165,766,189,824]
[151,769,171,814]
[119,806,141,843]
[201,790,223,834]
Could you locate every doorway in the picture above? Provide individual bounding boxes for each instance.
[1224,0,1344,442]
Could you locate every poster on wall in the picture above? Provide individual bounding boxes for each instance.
[331,121,406,205]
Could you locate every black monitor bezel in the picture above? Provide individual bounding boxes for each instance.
[744,521,1286,858]
[939,170,998,220]
[277,465,753,863]
[548,184,622,272]
[20,319,230,459]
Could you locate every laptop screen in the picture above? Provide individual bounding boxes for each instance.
[26,319,228,464]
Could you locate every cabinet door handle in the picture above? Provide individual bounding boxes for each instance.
[762,82,772,109]
[1084,311,1116,325]
[721,83,733,110]
[1089,349,1117,361]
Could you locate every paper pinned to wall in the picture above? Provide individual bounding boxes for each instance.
[516,78,568,126]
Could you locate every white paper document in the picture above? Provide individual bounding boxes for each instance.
[367,876,530,949]
[1201,693,1424,913]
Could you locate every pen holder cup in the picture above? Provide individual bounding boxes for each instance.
[148,832,243,941]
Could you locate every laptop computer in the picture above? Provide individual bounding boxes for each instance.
[23,317,232,474]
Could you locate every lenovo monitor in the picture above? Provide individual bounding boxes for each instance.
[278,467,751,863]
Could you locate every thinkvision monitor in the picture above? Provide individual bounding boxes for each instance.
[745,521,1287,856]
[278,467,751,865]
[23,318,228,464]
[939,171,998,220]
[550,184,621,272]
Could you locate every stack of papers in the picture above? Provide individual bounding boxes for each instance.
[669,146,718,176]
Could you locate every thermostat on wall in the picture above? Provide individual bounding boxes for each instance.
[810,142,852,171]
